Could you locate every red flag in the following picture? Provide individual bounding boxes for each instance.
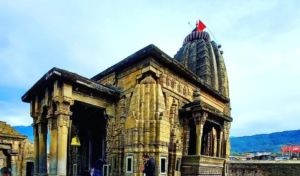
[197,20,206,32]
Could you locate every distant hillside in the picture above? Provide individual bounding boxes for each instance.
[230,129,300,153]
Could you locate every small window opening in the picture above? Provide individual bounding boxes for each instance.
[126,156,133,173]
[103,164,110,176]
[160,157,166,174]
[175,159,180,171]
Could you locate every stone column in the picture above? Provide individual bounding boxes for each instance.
[218,130,223,157]
[49,118,58,175]
[57,114,71,176]
[213,127,217,157]
[33,124,39,176]
[182,118,189,155]
[223,122,231,159]
[11,142,20,176]
[193,112,207,155]
[22,161,27,176]
[11,155,17,176]
[17,160,22,176]
[195,123,202,155]
[206,132,211,156]
[54,95,73,176]
[38,121,48,175]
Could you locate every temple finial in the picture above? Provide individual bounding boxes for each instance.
[193,89,201,102]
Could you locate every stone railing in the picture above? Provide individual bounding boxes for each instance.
[181,155,225,176]
[181,155,225,165]
[229,160,300,176]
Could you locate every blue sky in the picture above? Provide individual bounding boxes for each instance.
[0,0,299,137]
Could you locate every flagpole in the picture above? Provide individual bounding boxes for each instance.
[205,27,219,45]
[188,22,194,34]
[194,20,220,45]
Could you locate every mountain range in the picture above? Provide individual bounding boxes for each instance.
[13,126,300,153]
[230,129,300,153]
[14,125,34,141]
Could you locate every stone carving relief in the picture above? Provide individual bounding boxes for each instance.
[57,115,70,127]
[48,118,57,131]
[224,121,231,140]
[193,112,208,125]
[53,96,74,116]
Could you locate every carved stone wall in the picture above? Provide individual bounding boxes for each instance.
[123,74,170,175]
[152,61,226,113]
[104,61,232,176]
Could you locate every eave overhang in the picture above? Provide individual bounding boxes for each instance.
[180,100,233,122]
[0,133,27,140]
[21,67,120,103]
[91,44,230,103]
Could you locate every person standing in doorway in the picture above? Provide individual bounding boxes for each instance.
[92,158,105,176]
[140,154,155,176]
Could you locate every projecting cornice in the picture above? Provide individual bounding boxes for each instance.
[21,67,120,103]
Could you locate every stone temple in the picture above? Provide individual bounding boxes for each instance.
[0,121,34,176]
[21,29,232,176]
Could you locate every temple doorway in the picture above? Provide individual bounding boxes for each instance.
[26,162,34,176]
[70,101,107,175]
[201,121,220,156]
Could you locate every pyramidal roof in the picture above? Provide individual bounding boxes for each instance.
[0,121,27,139]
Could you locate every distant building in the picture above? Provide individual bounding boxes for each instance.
[242,153,254,158]
[229,156,238,161]
[250,151,272,157]
[0,121,34,176]
[244,151,275,161]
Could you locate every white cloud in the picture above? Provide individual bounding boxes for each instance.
[0,101,31,126]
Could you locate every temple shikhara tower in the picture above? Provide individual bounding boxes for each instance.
[22,29,232,176]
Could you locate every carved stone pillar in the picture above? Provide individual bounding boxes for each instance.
[213,127,217,157]
[218,130,223,157]
[32,122,39,176]
[38,120,48,175]
[17,160,22,176]
[57,114,71,176]
[223,122,231,159]
[22,161,27,176]
[45,88,58,176]
[54,96,73,176]
[49,118,58,175]
[11,155,17,176]
[206,132,211,156]
[193,112,207,155]
[182,118,189,155]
